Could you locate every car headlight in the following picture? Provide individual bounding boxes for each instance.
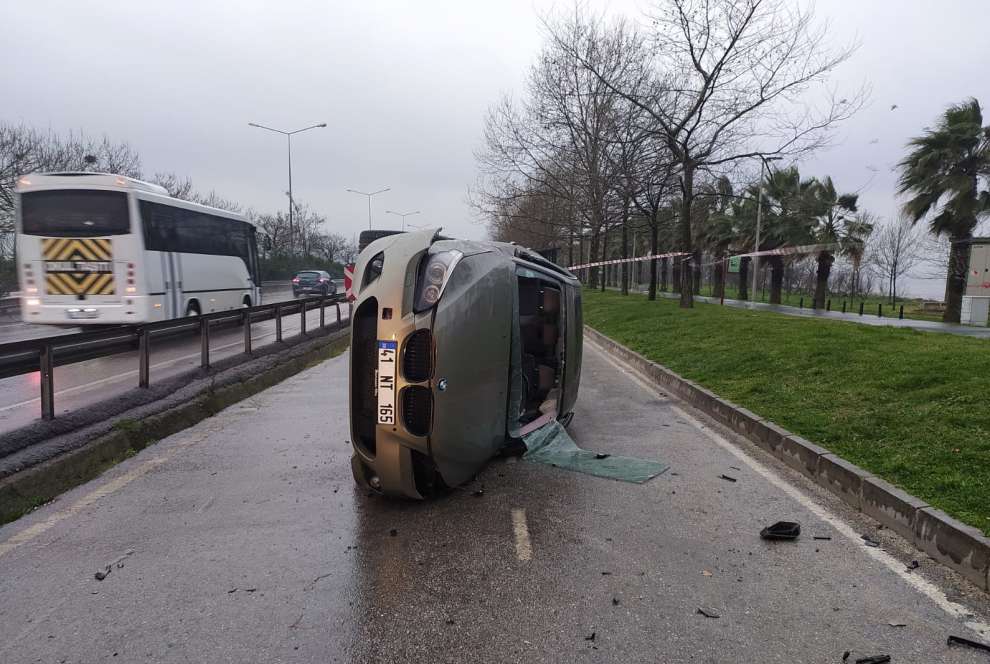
[414,250,463,312]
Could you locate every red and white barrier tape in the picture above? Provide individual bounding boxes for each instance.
[569,252,689,270]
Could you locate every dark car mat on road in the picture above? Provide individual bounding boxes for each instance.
[522,420,669,483]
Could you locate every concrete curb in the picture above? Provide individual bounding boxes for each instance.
[0,330,350,525]
[585,325,990,591]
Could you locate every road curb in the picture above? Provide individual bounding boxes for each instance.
[0,329,350,525]
[584,324,990,591]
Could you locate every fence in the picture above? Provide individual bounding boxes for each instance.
[0,294,347,421]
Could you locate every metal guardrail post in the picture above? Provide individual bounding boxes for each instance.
[275,305,282,342]
[826,299,831,312]
[336,302,341,326]
[899,305,904,320]
[319,298,325,328]
[300,300,307,336]
[200,317,210,368]
[842,300,847,313]
[138,328,150,388]
[40,343,55,420]
[859,302,864,316]
[878,303,882,318]
[243,309,252,354]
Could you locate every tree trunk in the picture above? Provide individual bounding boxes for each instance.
[813,251,834,309]
[679,162,695,308]
[588,232,599,289]
[648,221,659,301]
[851,255,861,299]
[621,204,630,296]
[600,229,608,292]
[714,254,725,300]
[944,233,971,323]
[660,257,669,292]
[738,257,750,300]
[692,250,702,294]
[769,256,784,304]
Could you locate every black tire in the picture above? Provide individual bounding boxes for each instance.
[185,301,201,317]
[359,229,404,253]
[321,285,329,297]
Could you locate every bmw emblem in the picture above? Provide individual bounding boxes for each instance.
[437,378,448,392]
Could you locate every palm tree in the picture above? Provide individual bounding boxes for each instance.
[898,98,990,323]
[696,176,737,299]
[754,167,819,304]
[809,176,860,309]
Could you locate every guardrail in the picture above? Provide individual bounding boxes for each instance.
[0,294,348,421]
[0,296,18,316]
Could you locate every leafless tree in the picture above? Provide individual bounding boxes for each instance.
[550,0,865,307]
[0,123,142,247]
[151,172,241,212]
[867,216,926,303]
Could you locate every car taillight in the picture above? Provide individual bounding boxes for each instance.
[319,278,328,283]
[292,277,300,283]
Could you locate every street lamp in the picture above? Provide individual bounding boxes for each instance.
[386,210,421,231]
[248,122,326,256]
[752,155,783,301]
[346,188,390,229]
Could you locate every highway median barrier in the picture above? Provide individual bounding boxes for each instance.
[585,324,990,591]
[0,325,349,525]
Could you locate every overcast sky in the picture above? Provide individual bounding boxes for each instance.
[4,0,989,296]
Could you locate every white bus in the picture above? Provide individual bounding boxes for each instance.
[14,172,261,325]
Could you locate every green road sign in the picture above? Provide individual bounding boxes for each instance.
[728,256,741,273]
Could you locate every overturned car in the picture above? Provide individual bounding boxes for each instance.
[349,229,582,498]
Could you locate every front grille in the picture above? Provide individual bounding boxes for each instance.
[401,386,432,437]
[350,297,378,456]
[402,329,432,382]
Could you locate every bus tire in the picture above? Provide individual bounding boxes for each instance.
[185,301,201,317]
[242,296,252,308]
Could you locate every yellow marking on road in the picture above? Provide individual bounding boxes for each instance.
[511,508,532,562]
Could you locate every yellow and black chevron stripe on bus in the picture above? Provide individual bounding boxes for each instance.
[41,238,115,296]
[41,237,113,262]
[45,271,116,296]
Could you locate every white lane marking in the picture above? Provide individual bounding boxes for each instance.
[0,434,206,559]
[0,311,349,413]
[588,339,990,639]
[511,508,533,562]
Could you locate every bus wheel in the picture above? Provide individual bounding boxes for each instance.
[185,301,201,317]
[242,296,252,308]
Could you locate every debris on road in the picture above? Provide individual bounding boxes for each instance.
[906,560,919,571]
[718,474,737,483]
[594,453,611,459]
[854,655,890,663]
[472,488,485,497]
[389,529,398,537]
[729,466,741,471]
[612,598,620,606]
[861,534,881,548]
[584,632,596,641]
[227,588,238,594]
[760,521,801,541]
[887,622,906,628]
[947,635,990,654]
[93,549,135,581]
[842,651,850,661]
[702,570,713,577]
[696,606,721,618]
[813,536,832,541]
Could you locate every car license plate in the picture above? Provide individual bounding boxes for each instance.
[376,340,397,425]
[67,310,99,320]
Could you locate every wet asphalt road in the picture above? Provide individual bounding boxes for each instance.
[1,340,989,663]
[0,285,347,434]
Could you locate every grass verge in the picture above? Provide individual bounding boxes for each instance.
[583,288,990,534]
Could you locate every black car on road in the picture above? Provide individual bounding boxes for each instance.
[292,270,337,298]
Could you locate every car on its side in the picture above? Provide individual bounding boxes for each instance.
[349,228,582,498]
[292,270,336,298]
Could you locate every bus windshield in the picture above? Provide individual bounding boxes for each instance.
[20,190,131,236]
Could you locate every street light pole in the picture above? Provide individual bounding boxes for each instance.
[346,188,391,229]
[752,156,782,301]
[248,122,326,256]
[386,210,421,231]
